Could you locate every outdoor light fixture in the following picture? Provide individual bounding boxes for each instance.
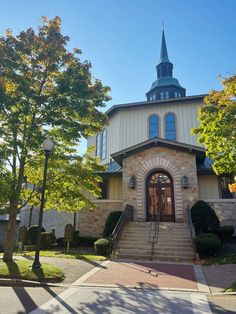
[182,175,189,189]
[32,136,54,269]
[129,176,136,189]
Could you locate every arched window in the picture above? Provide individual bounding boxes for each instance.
[148,115,159,139]
[96,133,101,157]
[101,129,107,160]
[165,113,176,141]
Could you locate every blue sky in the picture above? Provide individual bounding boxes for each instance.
[0,0,235,153]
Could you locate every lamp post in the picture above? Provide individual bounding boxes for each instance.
[32,136,54,269]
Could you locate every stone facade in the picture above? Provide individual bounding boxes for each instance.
[77,200,123,237]
[20,206,74,238]
[206,200,236,227]
[122,146,199,222]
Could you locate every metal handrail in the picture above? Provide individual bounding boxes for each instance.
[187,204,198,260]
[148,205,162,260]
[110,204,134,259]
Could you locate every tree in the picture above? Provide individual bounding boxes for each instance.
[193,74,236,182]
[0,16,110,261]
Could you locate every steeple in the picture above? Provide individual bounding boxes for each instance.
[160,26,170,63]
[146,25,186,101]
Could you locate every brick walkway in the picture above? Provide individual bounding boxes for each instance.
[84,261,198,290]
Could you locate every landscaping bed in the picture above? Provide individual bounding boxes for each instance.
[0,259,65,282]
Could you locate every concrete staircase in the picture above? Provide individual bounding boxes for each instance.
[114,221,195,262]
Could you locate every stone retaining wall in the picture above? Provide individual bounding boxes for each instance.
[206,199,236,227]
[77,200,123,237]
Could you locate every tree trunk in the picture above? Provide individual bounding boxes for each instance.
[3,199,18,262]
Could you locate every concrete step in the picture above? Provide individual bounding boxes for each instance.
[118,243,193,250]
[153,250,194,258]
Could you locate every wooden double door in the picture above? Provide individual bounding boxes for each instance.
[146,170,175,222]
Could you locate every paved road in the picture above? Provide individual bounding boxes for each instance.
[1,285,235,314]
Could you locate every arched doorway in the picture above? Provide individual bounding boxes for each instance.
[146,170,175,222]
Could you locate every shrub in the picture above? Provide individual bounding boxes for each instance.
[41,232,56,249]
[191,200,220,233]
[103,211,122,237]
[195,233,222,256]
[94,238,110,256]
[56,237,64,247]
[28,225,46,245]
[71,230,80,247]
[79,236,99,247]
[216,226,235,240]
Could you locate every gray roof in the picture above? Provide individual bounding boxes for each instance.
[150,77,182,89]
[97,161,122,176]
[111,137,206,165]
[106,94,207,117]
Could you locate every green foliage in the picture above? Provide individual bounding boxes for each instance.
[71,230,80,247]
[27,225,45,245]
[193,74,236,177]
[195,233,222,256]
[79,236,99,247]
[216,226,235,240]
[41,232,56,249]
[191,200,220,233]
[103,211,122,237]
[0,16,110,260]
[94,238,110,256]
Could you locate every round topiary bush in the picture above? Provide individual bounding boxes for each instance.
[103,211,122,237]
[191,200,220,234]
[94,238,110,256]
[41,232,56,249]
[195,233,222,256]
[28,225,46,245]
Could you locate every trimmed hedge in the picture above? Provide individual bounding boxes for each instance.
[195,233,222,256]
[94,238,110,256]
[28,225,46,245]
[103,211,122,237]
[41,232,56,249]
[191,200,220,233]
[79,236,99,247]
[216,226,235,240]
[71,230,80,247]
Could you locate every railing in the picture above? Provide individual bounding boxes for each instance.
[148,205,162,260]
[187,204,198,260]
[110,204,134,259]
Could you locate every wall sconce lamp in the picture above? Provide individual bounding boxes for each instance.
[182,175,189,189]
[129,176,136,189]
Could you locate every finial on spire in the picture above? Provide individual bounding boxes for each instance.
[161,20,164,31]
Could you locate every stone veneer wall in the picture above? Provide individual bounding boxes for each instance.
[206,200,236,227]
[122,146,199,222]
[20,206,74,238]
[77,200,123,237]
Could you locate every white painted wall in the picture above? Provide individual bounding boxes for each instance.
[87,100,202,164]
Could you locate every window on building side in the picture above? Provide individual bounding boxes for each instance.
[148,114,159,139]
[96,133,101,157]
[219,176,234,199]
[165,113,176,141]
[174,92,178,98]
[160,92,164,99]
[101,128,107,160]
[165,91,169,99]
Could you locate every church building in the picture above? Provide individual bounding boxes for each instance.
[81,28,235,260]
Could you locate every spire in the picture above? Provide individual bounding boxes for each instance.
[160,23,170,63]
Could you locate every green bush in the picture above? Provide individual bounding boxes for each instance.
[28,225,46,245]
[216,226,235,240]
[79,236,99,247]
[191,200,220,233]
[41,232,56,249]
[94,238,110,256]
[71,230,80,247]
[195,233,222,256]
[103,211,122,237]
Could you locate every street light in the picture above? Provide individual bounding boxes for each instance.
[32,136,54,269]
